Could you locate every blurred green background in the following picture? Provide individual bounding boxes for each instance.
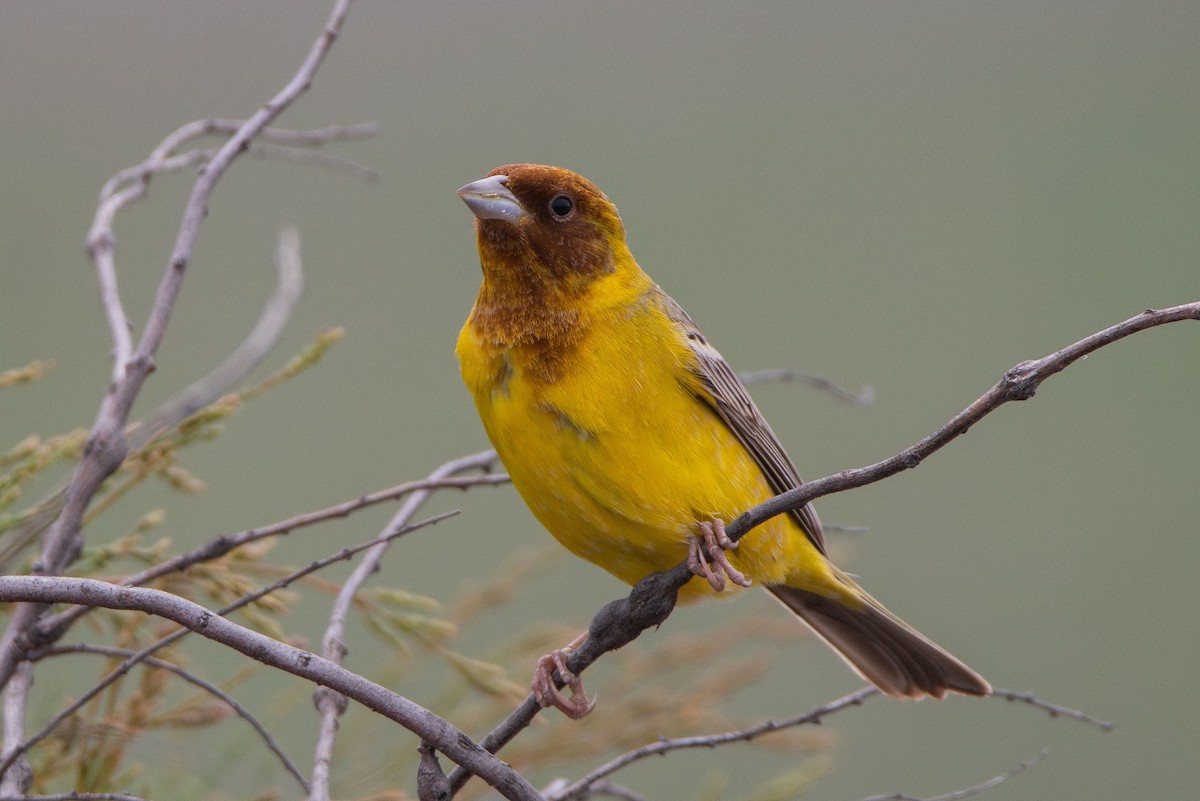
[1,2,1197,799]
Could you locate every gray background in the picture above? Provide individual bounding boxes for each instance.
[1,3,1197,799]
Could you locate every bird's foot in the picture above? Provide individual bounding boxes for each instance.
[687,518,752,592]
[531,634,595,720]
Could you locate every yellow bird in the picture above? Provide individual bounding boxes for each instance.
[456,164,989,717]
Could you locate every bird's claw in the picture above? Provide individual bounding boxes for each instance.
[532,648,596,720]
[688,518,752,592]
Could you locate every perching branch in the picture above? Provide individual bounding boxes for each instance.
[450,301,1196,791]
[0,577,545,801]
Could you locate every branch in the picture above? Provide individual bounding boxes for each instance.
[33,455,505,645]
[0,0,359,692]
[549,685,1107,801]
[133,226,305,448]
[308,450,501,801]
[727,302,1199,540]
[991,688,1114,731]
[33,644,308,792]
[860,751,1046,801]
[452,301,1196,790]
[547,687,880,801]
[0,577,544,801]
[0,665,32,796]
[740,368,874,406]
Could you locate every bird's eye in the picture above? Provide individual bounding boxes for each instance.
[548,194,574,219]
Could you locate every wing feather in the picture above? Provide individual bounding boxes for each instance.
[653,289,827,555]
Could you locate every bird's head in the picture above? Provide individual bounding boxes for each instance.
[457,164,635,300]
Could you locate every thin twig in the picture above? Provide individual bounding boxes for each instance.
[740,368,874,406]
[32,644,308,792]
[585,782,649,801]
[0,576,544,801]
[991,688,1114,731]
[0,511,456,782]
[542,779,649,801]
[551,686,1108,801]
[34,456,506,647]
[133,227,304,448]
[546,687,879,801]
[859,750,1047,801]
[308,449,500,801]
[248,143,381,181]
[133,226,305,448]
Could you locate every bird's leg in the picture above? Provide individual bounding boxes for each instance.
[531,630,595,720]
[688,518,752,592]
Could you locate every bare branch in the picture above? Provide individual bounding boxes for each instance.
[142,0,356,380]
[33,644,308,792]
[545,684,1109,801]
[542,779,649,801]
[991,688,1114,731]
[728,302,1200,540]
[95,120,377,212]
[740,368,874,406]
[35,454,505,644]
[247,143,381,182]
[546,687,879,801]
[309,449,501,801]
[859,751,1046,801]
[0,576,545,801]
[0,664,32,796]
[133,226,305,447]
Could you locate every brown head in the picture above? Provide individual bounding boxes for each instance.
[457,165,636,310]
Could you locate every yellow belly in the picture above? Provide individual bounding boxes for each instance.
[457,305,839,604]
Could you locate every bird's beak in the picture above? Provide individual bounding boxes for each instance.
[457,174,528,222]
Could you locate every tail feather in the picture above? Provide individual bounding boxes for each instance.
[768,584,990,699]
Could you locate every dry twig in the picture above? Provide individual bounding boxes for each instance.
[859,750,1046,801]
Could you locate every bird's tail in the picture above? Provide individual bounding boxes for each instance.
[767,582,990,699]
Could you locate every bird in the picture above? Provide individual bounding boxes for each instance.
[455,164,990,718]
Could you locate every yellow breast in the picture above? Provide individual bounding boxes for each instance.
[457,286,819,604]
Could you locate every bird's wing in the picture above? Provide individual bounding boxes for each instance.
[654,289,827,555]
